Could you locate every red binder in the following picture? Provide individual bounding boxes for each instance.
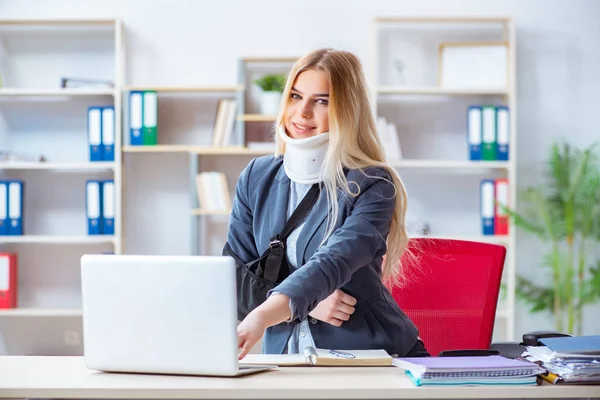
[494,179,509,235]
[0,252,17,309]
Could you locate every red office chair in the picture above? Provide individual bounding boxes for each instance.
[390,238,507,357]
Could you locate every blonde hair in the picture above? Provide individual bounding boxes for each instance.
[273,48,410,287]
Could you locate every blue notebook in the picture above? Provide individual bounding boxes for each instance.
[539,335,600,354]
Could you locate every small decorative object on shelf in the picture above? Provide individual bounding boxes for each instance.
[60,77,114,89]
[254,74,286,115]
[0,151,46,163]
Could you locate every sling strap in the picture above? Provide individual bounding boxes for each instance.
[260,182,321,283]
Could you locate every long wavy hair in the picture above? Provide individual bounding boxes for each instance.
[272,48,410,287]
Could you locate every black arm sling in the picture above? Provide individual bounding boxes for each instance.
[223,182,321,321]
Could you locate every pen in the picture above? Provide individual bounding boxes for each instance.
[329,349,355,359]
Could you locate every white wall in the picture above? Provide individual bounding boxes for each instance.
[0,0,599,354]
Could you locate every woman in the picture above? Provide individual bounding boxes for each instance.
[226,48,428,359]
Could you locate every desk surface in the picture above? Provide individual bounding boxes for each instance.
[0,356,598,399]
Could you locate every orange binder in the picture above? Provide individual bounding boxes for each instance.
[0,252,17,309]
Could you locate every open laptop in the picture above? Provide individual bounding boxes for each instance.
[80,254,275,377]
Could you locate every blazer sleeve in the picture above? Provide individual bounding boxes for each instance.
[225,158,259,262]
[269,174,396,321]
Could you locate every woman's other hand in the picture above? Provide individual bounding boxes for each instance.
[309,289,356,327]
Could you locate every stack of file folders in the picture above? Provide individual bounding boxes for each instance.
[522,335,600,385]
[392,355,545,386]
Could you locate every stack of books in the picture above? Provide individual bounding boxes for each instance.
[393,355,544,386]
[522,335,600,385]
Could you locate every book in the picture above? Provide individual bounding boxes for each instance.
[239,347,392,367]
[393,355,544,386]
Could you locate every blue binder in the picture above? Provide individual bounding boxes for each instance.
[0,181,8,235]
[88,106,104,161]
[480,179,495,235]
[102,180,115,235]
[129,91,144,145]
[86,180,103,235]
[467,106,482,161]
[496,106,510,161]
[102,106,115,161]
[7,180,23,236]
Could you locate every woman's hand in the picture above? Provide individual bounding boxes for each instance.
[237,311,268,360]
[237,293,292,359]
[309,289,356,327]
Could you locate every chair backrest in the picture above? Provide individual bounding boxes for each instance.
[390,238,506,357]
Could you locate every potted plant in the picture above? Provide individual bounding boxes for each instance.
[502,140,600,335]
[254,74,286,116]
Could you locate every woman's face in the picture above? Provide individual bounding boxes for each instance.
[283,69,330,139]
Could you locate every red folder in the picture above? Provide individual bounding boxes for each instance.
[494,179,509,235]
[0,252,17,309]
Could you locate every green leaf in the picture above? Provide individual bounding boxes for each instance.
[254,74,286,92]
[515,275,555,314]
[581,262,600,304]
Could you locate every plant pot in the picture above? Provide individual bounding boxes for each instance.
[259,91,282,116]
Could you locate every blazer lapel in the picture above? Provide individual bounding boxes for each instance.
[265,165,290,250]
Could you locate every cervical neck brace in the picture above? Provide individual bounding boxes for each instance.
[278,125,330,184]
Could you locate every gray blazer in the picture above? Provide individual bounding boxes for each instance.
[226,155,420,357]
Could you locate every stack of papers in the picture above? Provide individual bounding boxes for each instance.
[523,335,600,384]
[393,355,545,386]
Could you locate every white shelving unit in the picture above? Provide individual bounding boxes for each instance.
[0,18,125,320]
[371,17,517,342]
[119,85,272,256]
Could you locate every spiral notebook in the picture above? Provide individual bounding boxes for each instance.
[393,355,545,386]
[240,347,392,367]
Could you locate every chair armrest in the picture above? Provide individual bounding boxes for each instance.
[438,349,500,357]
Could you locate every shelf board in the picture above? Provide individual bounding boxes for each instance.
[0,88,114,97]
[238,114,277,122]
[376,86,509,96]
[0,235,115,244]
[0,308,82,317]
[389,159,511,170]
[241,57,298,63]
[123,145,273,155]
[0,162,116,171]
[0,19,117,26]
[123,85,243,93]
[410,234,510,245]
[191,209,232,216]
[375,16,511,24]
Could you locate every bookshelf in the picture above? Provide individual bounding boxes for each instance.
[0,18,124,319]
[371,16,517,341]
[235,57,297,149]
[119,84,271,256]
[188,57,297,255]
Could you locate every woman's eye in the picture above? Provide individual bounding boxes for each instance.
[316,99,329,105]
[291,93,301,99]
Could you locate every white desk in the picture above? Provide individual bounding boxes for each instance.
[0,356,598,399]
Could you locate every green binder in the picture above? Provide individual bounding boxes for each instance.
[142,90,157,145]
[481,106,497,161]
